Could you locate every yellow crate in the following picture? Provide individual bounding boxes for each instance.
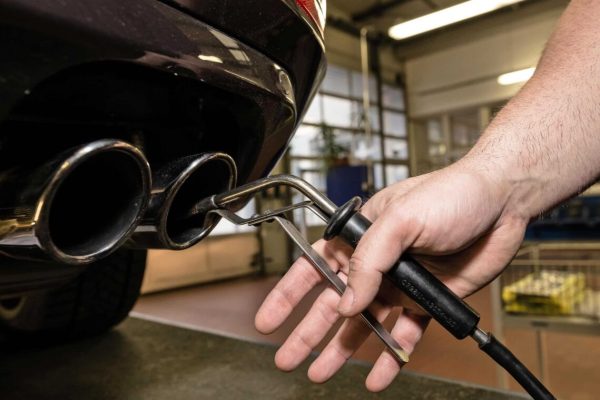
[502,270,586,315]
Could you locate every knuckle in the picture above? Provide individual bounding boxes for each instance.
[316,299,339,325]
[392,206,429,247]
[295,329,316,350]
[399,209,423,230]
[348,254,366,275]
[329,342,352,362]
[414,226,434,248]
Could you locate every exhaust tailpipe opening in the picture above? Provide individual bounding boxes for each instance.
[165,157,234,246]
[0,140,151,264]
[48,150,148,258]
[130,153,237,250]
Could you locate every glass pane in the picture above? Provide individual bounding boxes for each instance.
[290,160,326,227]
[322,65,350,96]
[384,138,408,160]
[450,110,479,147]
[386,165,409,184]
[332,129,354,156]
[382,84,405,110]
[289,125,321,157]
[293,203,325,227]
[353,104,381,132]
[427,119,443,142]
[351,71,378,101]
[369,107,381,132]
[304,171,326,192]
[309,128,353,163]
[429,143,447,157]
[374,162,385,190]
[383,111,406,137]
[290,159,325,186]
[353,133,382,160]
[302,94,322,124]
[322,95,353,127]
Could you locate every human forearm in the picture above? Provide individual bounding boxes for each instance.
[464,0,600,221]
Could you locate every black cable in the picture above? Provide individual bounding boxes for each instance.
[479,334,555,400]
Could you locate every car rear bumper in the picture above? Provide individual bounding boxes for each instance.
[0,0,315,182]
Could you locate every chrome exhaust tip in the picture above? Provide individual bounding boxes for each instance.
[0,140,151,264]
[130,152,237,250]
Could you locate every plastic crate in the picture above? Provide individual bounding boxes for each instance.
[501,243,600,320]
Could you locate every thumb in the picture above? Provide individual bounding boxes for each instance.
[338,205,420,317]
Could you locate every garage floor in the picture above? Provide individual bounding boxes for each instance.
[134,275,600,400]
[0,318,523,400]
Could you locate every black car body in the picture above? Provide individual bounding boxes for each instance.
[0,0,326,337]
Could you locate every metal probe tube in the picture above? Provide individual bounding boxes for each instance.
[213,174,337,217]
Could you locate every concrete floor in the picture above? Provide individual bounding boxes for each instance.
[134,275,600,400]
[0,318,524,400]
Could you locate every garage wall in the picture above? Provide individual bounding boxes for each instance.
[404,1,567,117]
[141,233,259,293]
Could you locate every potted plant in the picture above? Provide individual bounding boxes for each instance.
[318,123,350,170]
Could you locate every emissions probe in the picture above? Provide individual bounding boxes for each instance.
[191,174,556,400]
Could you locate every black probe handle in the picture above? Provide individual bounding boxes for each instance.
[324,198,555,399]
[324,199,479,340]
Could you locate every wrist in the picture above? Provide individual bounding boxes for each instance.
[457,147,540,223]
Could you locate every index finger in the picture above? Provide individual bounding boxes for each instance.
[255,238,352,334]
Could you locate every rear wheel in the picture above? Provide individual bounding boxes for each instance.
[0,249,146,342]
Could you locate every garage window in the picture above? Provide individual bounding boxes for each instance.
[289,64,409,226]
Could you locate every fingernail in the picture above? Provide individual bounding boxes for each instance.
[338,287,354,315]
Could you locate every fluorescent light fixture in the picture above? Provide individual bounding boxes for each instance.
[388,0,527,40]
[497,67,535,85]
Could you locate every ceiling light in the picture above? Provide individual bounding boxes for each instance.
[497,67,535,85]
[388,0,527,40]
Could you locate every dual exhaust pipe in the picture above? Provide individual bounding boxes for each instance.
[0,139,237,265]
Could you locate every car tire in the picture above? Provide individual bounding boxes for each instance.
[0,249,146,342]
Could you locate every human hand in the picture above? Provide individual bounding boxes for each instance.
[255,161,528,391]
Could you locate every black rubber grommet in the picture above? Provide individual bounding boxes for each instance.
[324,196,363,241]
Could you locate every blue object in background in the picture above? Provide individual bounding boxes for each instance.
[525,195,600,240]
[326,165,369,206]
